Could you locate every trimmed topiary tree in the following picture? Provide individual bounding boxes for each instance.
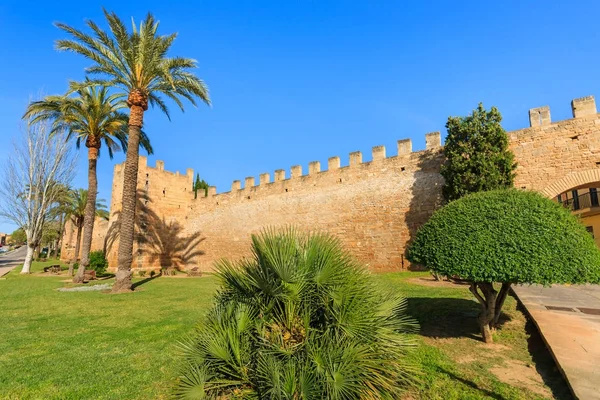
[175,228,418,398]
[407,189,600,343]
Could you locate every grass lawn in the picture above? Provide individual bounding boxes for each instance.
[0,263,571,399]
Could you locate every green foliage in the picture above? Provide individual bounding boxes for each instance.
[193,173,209,199]
[23,84,153,159]
[88,250,108,274]
[66,189,109,227]
[175,228,418,399]
[440,104,516,202]
[10,228,26,245]
[407,189,600,285]
[41,221,60,246]
[54,9,210,119]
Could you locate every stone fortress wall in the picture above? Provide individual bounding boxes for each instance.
[61,96,600,273]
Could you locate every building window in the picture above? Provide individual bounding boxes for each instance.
[587,226,594,238]
[572,190,580,210]
[557,194,563,204]
[591,188,599,207]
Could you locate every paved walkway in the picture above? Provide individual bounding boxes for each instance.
[513,284,600,400]
[0,246,27,277]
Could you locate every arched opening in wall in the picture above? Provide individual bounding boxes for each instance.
[554,181,600,248]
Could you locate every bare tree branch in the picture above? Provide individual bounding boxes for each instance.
[0,118,77,273]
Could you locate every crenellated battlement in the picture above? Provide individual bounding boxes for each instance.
[112,96,600,206]
[193,131,443,200]
[527,96,597,127]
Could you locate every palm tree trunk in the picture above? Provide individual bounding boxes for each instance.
[74,147,99,284]
[56,213,64,259]
[113,102,144,292]
[70,224,82,276]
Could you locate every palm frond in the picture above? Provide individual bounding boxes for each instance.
[55,10,211,118]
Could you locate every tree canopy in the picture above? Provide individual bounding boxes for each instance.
[440,104,516,202]
[10,228,26,245]
[193,173,209,199]
[407,189,600,285]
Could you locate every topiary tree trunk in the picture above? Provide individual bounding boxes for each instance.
[469,282,512,344]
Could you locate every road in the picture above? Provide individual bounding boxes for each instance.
[0,246,27,277]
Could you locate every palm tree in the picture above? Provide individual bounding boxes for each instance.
[24,84,153,284]
[55,10,211,292]
[64,189,109,277]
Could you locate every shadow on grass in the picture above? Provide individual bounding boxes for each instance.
[131,272,162,290]
[517,301,573,400]
[407,297,512,340]
[436,367,506,400]
[407,297,481,340]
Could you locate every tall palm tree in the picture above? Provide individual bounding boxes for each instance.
[64,189,109,276]
[24,85,153,283]
[55,10,211,292]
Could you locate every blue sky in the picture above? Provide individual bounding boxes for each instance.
[1,0,600,233]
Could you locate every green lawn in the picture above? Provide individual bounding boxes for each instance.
[0,264,570,399]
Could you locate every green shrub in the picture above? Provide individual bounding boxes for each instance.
[138,270,146,277]
[88,251,108,274]
[407,189,600,342]
[440,104,516,202]
[174,228,418,399]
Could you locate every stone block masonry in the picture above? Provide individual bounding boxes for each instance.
[187,143,444,272]
[62,95,600,273]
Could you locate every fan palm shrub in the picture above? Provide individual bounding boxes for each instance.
[175,228,418,399]
[55,10,210,291]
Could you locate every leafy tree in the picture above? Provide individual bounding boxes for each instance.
[407,189,600,343]
[440,104,516,202]
[63,189,109,277]
[175,228,418,398]
[24,84,153,283]
[10,228,26,245]
[192,173,209,199]
[55,10,210,292]
[41,220,60,252]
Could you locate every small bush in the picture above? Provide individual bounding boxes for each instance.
[150,270,156,278]
[89,251,108,274]
[138,270,147,277]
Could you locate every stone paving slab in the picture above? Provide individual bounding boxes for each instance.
[513,284,600,400]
